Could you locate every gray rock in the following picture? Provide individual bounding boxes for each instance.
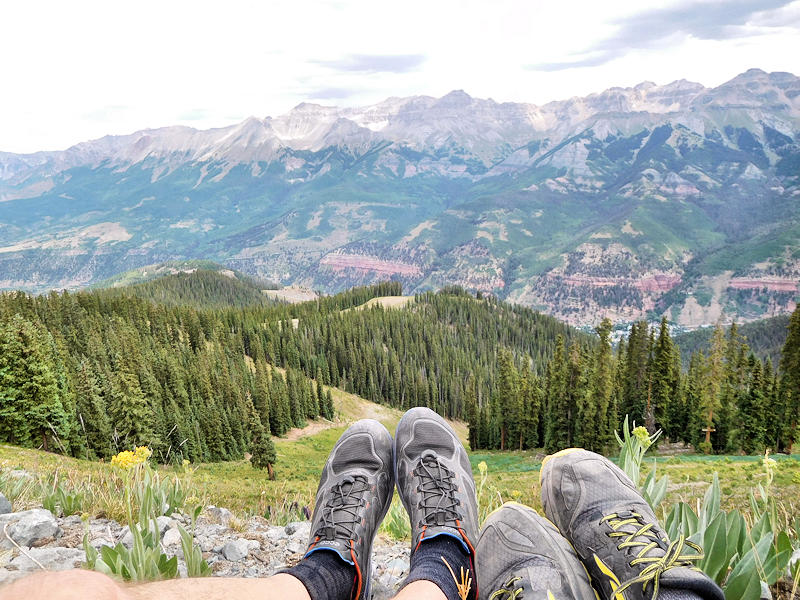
[119,526,134,547]
[266,525,288,541]
[246,539,261,551]
[163,527,182,547]
[88,537,115,549]
[222,539,250,562]
[383,557,408,577]
[0,509,60,548]
[10,547,85,571]
[198,536,214,552]
[284,521,310,538]
[206,505,233,526]
[0,492,11,515]
[156,516,174,535]
[9,470,32,480]
[760,580,772,599]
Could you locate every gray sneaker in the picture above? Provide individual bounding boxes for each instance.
[394,407,479,556]
[540,449,724,600]
[305,419,394,600]
[476,502,597,600]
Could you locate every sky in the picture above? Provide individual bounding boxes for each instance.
[1,0,799,153]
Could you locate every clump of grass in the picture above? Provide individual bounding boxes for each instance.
[380,496,411,540]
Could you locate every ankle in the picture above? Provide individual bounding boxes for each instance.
[401,535,476,600]
[283,550,357,600]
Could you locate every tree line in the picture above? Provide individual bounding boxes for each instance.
[0,280,579,469]
[468,309,800,455]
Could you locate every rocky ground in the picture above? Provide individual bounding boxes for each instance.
[0,493,410,599]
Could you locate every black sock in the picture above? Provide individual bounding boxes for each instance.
[284,550,357,600]
[401,535,477,600]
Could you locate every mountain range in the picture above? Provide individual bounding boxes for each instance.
[1,68,798,327]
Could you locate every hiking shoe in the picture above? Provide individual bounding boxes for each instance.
[394,407,479,556]
[540,449,724,600]
[476,502,597,600]
[305,419,394,600]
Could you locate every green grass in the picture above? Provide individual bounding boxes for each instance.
[3,437,798,533]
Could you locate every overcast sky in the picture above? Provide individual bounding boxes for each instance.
[2,0,799,153]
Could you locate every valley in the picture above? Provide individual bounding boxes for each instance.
[1,69,798,328]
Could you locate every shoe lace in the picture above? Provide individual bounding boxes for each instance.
[414,450,462,528]
[601,511,704,598]
[314,475,369,549]
[488,576,523,600]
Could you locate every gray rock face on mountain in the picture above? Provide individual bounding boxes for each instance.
[0,494,11,515]
[0,69,798,327]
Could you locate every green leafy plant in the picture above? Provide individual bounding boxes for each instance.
[615,416,668,510]
[41,474,88,517]
[83,447,209,582]
[180,505,211,577]
[475,460,503,524]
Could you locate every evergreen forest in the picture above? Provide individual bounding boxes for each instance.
[1,272,798,472]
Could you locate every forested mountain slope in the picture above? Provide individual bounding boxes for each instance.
[674,314,791,367]
[1,69,798,327]
[0,281,581,464]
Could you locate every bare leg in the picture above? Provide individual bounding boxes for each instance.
[0,571,311,600]
[392,580,447,600]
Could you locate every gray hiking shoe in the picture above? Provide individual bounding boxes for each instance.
[305,419,394,600]
[476,502,597,600]
[394,407,479,557]
[540,449,724,600]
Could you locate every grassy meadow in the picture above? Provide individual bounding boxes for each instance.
[2,383,798,538]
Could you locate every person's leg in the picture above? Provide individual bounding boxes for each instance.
[394,407,480,600]
[0,570,310,600]
[540,448,725,600]
[282,419,394,600]
[0,419,394,600]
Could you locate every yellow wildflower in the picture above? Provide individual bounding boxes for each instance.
[110,446,152,469]
[632,426,652,448]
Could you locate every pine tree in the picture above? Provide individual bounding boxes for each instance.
[780,306,800,453]
[73,360,113,459]
[738,355,766,454]
[650,317,679,438]
[496,349,518,450]
[246,394,276,479]
[0,315,71,451]
[583,318,614,452]
[544,337,570,453]
[109,367,155,449]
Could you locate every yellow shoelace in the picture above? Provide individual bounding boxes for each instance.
[600,512,704,598]
[488,576,524,600]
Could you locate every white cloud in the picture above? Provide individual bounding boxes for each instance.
[1,0,798,153]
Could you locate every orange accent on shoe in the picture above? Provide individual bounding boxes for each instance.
[415,525,428,552]
[351,544,362,599]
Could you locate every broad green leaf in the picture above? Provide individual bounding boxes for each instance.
[700,512,731,584]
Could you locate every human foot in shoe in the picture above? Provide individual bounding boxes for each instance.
[395,407,480,600]
[286,419,394,600]
[476,502,596,600]
[540,449,724,600]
